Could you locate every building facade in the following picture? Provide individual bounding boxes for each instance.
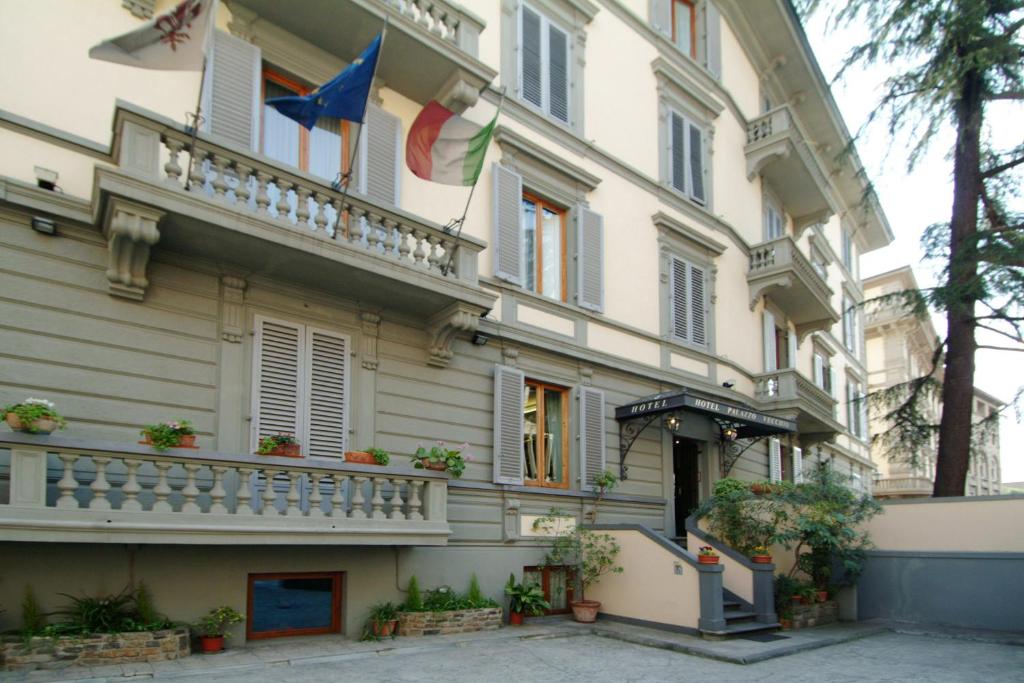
[864,267,1003,498]
[0,0,890,639]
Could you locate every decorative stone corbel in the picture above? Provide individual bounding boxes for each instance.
[501,346,519,367]
[360,311,382,370]
[220,276,247,343]
[426,302,480,367]
[503,498,521,542]
[102,198,163,301]
[436,71,480,114]
[748,274,794,311]
[579,366,593,386]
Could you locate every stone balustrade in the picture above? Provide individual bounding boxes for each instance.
[748,236,831,306]
[746,106,792,145]
[753,368,836,422]
[0,434,450,545]
[379,0,483,56]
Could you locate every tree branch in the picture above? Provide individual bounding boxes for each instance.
[977,345,1024,352]
[982,155,1024,178]
[985,91,1024,101]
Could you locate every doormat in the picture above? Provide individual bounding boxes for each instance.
[736,633,790,642]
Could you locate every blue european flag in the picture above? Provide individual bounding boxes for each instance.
[266,33,382,129]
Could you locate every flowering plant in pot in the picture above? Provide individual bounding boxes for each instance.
[412,441,469,478]
[4,398,66,434]
[504,574,550,625]
[750,545,772,564]
[345,447,390,465]
[140,420,196,451]
[194,605,243,653]
[365,601,400,639]
[697,546,720,564]
[257,433,301,457]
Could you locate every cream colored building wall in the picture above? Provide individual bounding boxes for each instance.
[864,498,1024,552]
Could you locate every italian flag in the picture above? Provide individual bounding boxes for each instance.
[406,101,497,186]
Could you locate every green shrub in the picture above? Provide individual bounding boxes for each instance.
[466,574,484,606]
[134,582,159,625]
[21,586,45,634]
[712,477,749,497]
[403,575,424,612]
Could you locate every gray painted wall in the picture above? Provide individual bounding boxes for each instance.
[857,550,1024,632]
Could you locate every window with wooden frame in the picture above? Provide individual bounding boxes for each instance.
[523,565,575,614]
[521,193,567,302]
[247,571,342,639]
[672,0,697,57]
[668,109,707,205]
[261,68,351,183]
[523,380,569,489]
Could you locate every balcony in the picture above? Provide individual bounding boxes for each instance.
[745,105,833,229]
[0,433,450,545]
[104,103,494,366]
[872,476,933,498]
[228,0,494,111]
[753,368,841,438]
[747,236,839,339]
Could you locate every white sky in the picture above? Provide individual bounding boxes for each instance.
[802,11,1024,484]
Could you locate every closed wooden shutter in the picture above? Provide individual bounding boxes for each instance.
[813,353,824,388]
[670,112,685,192]
[828,366,837,399]
[576,206,604,312]
[493,163,523,284]
[305,328,349,459]
[792,446,803,483]
[650,0,672,37]
[251,317,304,452]
[493,364,526,484]
[763,310,777,371]
[671,257,689,340]
[361,104,401,207]
[690,263,706,345]
[787,329,798,370]
[520,6,543,107]
[578,386,606,491]
[846,382,856,434]
[769,438,782,483]
[548,23,569,123]
[206,30,260,150]
[687,121,705,203]
[705,1,722,79]
[859,388,869,440]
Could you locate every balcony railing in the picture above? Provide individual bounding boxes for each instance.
[753,368,839,435]
[872,476,933,497]
[0,434,450,545]
[379,0,484,56]
[747,236,838,337]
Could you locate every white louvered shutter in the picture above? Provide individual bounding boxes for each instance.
[305,328,349,459]
[670,112,686,192]
[813,354,824,388]
[793,446,803,483]
[576,206,604,312]
[768,438,782,483]
[548,23,570,123]
[493,164,523,285]
[251,317,304,452]
[690,264,707,346]
[671,257,689,340]
[650,0,672,37]
[520,6,543,107]
[787,329,798,370]
[205,30,260,150]
[828,367,838,399]
[687,121,705,203]
[763,310,777,371]
[360,104,401,207]
[579,386,606,491]
[846,382,856,433]
[705,1,722,79]
[493,364,526,484]
[859,389,869,440]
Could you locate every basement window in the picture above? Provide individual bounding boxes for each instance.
[247,572,342,639]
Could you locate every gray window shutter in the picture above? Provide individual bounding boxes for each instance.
[828,366,837,399]
[705,1,722,79]
[813,353,824,387]
[846,382,856,433]
[689,263,706,345]
[769,438,782,483]
[576,206,604,312]
[548,23,569,123]
[763,310,777,371]
[206,30,260,150]
[650,0,672,37]
[793,446,803,483]
[493,364,525,485]
[493,163,523,285]
[578,386,606,491]
[305,328,349,459]
[787,328,798,369]
[687,121,705,203]
[671,257,689,340]
[361,104,401,207]
[859,389,869,440]
[670,112,685,192]
[521,6,543,107]
[251,317,304,453]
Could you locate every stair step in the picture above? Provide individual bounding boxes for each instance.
[722,601,742,610]
[723,610,756,622]
[700,620,782,640]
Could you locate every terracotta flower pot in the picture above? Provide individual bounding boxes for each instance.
[750,483,769,495]
[345,451,380,465]
[267,442,302,458]
[791,595,804,604]
[509,611,525,626]
[140,434,198,449]
[6,413,58,434]
[751,555,772,564]
[198,635,224,653]
[420,458,447,471]
[817,590,828,603]
[779,618,793,630]
[697,555,720,564]
[570,600,600,623]
[371,619,397,637]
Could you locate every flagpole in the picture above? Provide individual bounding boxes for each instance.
[333,16,389,240]
[183,53,208,192]
[440,87,506,276]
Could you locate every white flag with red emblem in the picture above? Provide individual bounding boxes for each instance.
[89,0,216,71]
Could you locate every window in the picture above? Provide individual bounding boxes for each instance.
[521,193,567,301]
[523,566,575,614]
[842,294,860,358]
[813,350,834,396]
[519,4,570,123]
[669,110,706,204]
[841,227,857,277]
[847,378,867,441]
[762,309,794,372]
[671,256,708,346]
[247,572,342,639]
[764,199,784,241]
[523,380,569,489]
[672,0,697,57]
[811,246,829,280]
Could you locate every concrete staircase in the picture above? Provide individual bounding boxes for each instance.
[710,593,781,639]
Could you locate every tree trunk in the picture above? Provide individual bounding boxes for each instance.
[934,62,984,497]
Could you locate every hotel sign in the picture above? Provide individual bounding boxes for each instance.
[615,391,796,433]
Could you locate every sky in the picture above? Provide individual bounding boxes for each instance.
[801,9,1024,484]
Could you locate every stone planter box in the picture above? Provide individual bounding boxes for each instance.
[398,607,502,636]
[1,627,189,671]
[786,600,838,630]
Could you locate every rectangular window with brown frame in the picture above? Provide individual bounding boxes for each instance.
[523,380,569,489]
[672,0,697,58]
[521,193,567,302]
[247,571,342,639]
[523,565,575,614]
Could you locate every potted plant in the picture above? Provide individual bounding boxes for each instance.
[412,442,469,478]
[367,601,399,638]
[345,447,390,465]
[194,605,243,653]
[4,398,66,434]
[257,433,301,457]
[750,545,772,564]
[697,546,720,565]
[816,588,829,603]
[140,420,196,451]
[749,481,771,495]
[535,509,623,623]
[504,574,550,625]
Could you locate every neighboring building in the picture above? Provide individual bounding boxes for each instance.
[864,267,1003,498]
[0,0,890,639]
